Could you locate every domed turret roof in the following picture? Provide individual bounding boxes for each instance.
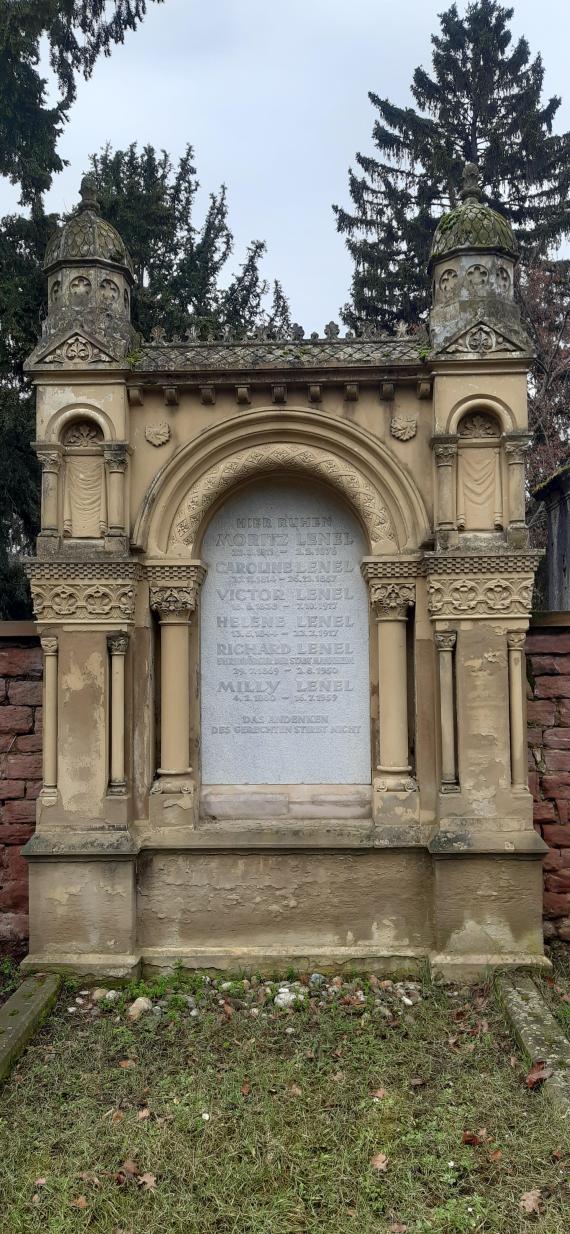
[429,163,517,268]
[44,175,134,279]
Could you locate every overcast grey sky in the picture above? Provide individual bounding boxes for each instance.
[2,0,569,331]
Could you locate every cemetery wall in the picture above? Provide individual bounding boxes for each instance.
[0,625,42,946]
[2,619,570,948]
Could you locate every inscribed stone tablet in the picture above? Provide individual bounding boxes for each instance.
[200,480,370,784]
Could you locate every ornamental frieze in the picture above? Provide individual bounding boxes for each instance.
[427,574,534,618]
[24,560,141,623]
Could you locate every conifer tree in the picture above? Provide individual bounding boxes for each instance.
[334,0,570,332]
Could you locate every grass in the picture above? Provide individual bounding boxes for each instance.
[536,943,570,1039]
[0,954,21,1006]
[0,969,569,1234]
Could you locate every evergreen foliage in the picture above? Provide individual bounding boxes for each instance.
[0,0,163,206]
[335,0,570,332]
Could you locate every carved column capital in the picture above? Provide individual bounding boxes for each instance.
[503,433,532,466]
[107,632,129,656]
[506,630,526,651]
[150,585,200,617]
[432,435,458,466]
[369,582,415,621]
[35,446,63,473]
[103,442,129,472]
[40,635,58,655]
[435,631,457,652]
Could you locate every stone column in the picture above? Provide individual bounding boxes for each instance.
[150,579,204,784]
[369,583,415,789]
[107,633,128,793]
[103,444,128,536]
[41,635,58,795]
[504,435,530,529]
[36,447,62,535]
[433,438,457,532]
[435,631,457,789]
[507,631,527,789]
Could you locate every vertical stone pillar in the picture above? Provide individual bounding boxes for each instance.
[36,447,62,535]
[433,438,457,532]
[504,435,530,530]
[41,635,58,796]
[108,633,128,793]
[435,631,457,788]
[149,570,205,789]
[507,630,527,789]
[103,444,128,536]
[369,583,415,790]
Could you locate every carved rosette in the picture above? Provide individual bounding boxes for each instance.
[368,582,415,621]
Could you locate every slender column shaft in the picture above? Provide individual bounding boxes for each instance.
[159,612,191,775]
[435,632,457,786]
[39,455,61,533]
[505,446,527,528]
[41,636,58,791]
[507,631,527,788]
[377,616,410,773]
[434,441,457,531]
[108,634,128,790]
[104,445,128,535]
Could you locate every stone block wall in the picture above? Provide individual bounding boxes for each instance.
[527,619,570,942]
[0,626,42,945]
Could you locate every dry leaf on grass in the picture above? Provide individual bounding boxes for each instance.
[31,1194,40,1206]
[137,1108,151,1121]
[371,1088,387,1099]
[462,1128,487,1146]
[34,1178,46,1188]
[240,1079,251,1097]
[526,1060,553,1089]
[70,1196,88,1209]
[371,1152,389,1172]
[409,1076,425,1088]
[520,1189,543,1214]
[137,1172,156,1192]
[288,1083,303,1097]
[118,1059,136,1070]
[389,1224,408,1233]
[489,1149,503,1162]
[78,1171,101,1188]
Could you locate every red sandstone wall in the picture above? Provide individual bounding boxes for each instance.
[0,628,42,945]
[527,621,570,942]
[1,621,570,950]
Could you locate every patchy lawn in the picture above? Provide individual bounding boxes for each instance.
[0,953,21,1007]
[536,943,570,1040]
[1,968,569,1234]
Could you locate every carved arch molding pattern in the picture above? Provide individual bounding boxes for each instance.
[169,444,397,554]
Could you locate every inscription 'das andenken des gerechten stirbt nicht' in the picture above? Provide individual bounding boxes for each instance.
[200,481,371,784]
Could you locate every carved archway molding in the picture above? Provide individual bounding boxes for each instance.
[133,408,430,557]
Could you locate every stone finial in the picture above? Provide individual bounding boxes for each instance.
[460,161,482,203]
[78,174,101,214]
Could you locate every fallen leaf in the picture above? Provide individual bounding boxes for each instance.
[409,1076,425,1088]
[305,1049,315,1060]
[78,1171,101,1188]
[371,1088,387,1100]
[137,1108,151,1121]
[520,1189,542,1214]
[389,1225,408,1233]
[552,1148,563,1161]
[34,1178,46,1188]
[489,1149,503,1162]
[222,1001,233,1021]
[31,1194,40,1206]
[331,1070,345,1082]
[118,1059,136,1070]
[371,1152,389,1172]
[111,1110,125,1124]
[510,1055,518,1068]
[137,1172,156,1192]
[526,1060,553,1089]
[462,1127,487,1146]
[240,1079,251,1097]
[288,1083,302,1097]
[70,1196,88,1209]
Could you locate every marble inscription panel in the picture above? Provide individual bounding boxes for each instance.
[200,480,371,784]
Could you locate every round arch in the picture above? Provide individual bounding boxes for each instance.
[447,394,516,436]
[133,407,430,557]
[45,403,116,443]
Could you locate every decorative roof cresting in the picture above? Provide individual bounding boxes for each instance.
[43,174,135,279]
[429,162,518,268]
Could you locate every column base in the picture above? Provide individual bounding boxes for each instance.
[373,776,420,830]
[149,776,198,827]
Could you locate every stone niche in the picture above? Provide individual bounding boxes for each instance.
[200,479,371,786]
